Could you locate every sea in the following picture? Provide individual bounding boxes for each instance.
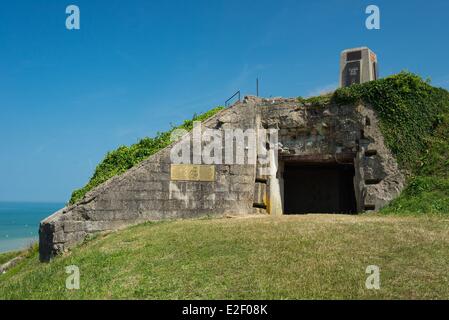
[0,202,64,253]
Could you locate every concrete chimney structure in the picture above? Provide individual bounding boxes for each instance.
[340,47,378,87]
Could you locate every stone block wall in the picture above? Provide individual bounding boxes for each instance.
[39,102,258,261]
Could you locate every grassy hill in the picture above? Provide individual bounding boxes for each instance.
[0,251,21,265]
[1,214,449,299]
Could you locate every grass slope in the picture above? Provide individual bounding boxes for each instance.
[0,251,21,265]
[1,215,449,299]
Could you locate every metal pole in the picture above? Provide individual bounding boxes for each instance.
[256,78,259,97]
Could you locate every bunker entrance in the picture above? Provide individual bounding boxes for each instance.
[283,162,358,214]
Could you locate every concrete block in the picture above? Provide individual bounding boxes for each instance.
[253,182,267,205]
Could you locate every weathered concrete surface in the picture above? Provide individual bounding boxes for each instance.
[39,102,258,261]
[358,104,406,209]
[39,96,405,261]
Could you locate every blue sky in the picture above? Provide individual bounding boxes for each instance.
[1,0,448,202]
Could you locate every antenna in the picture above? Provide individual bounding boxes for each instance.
[256,77,259,97]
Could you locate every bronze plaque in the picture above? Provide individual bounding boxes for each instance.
[170,164,215,181]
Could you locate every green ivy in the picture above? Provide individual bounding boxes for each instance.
[297,93,332,107]
[333,72,449,175]
[381,176,449,214]
[69,107,224,205]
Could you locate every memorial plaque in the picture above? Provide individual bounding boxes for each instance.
[344,61,361,87]
[170,164,215,181]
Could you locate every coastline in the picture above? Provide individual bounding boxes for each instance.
[0,237,38,254]
[0,201,64,254]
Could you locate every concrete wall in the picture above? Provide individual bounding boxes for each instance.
[39,101,258,261]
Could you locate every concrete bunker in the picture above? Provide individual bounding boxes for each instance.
[39,95,406,261]
[38,47,407,261]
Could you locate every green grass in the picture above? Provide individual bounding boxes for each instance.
[69,106,224,205]
[0,244,38,267]
[0,251,21,265]
[381,176,449,214]
[297,93,333,106]
[1,215,449,299]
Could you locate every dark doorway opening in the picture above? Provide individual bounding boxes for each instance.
[283,162,357,214]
